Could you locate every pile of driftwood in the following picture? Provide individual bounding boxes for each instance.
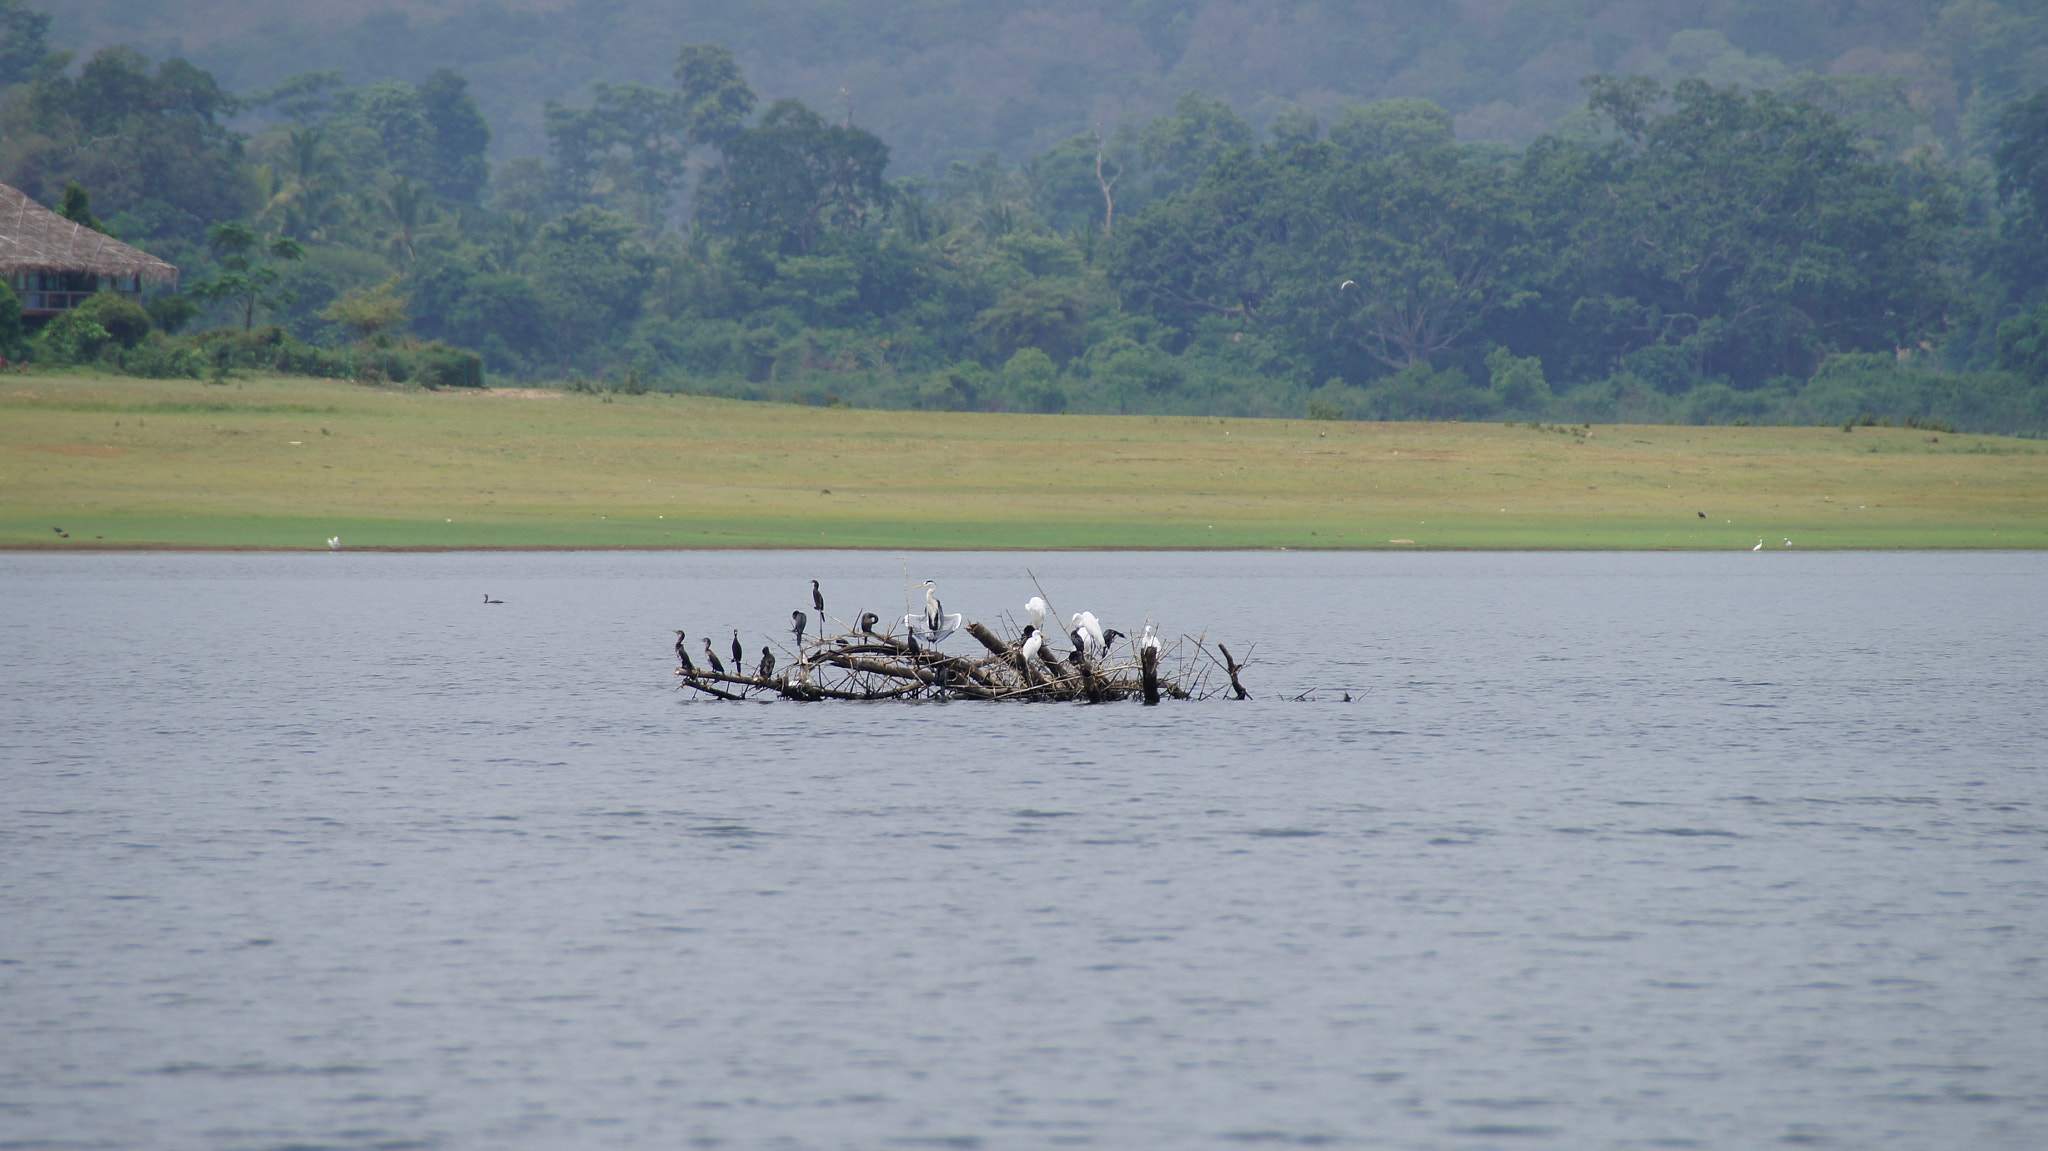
[673,590,1250,704]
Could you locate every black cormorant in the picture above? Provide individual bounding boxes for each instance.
[675,630,695,672]
[758,647,775,678]
[811,579,825,612]
[484,593,503,604]
[731,629,744,670]
[703,637,726,676]
[791,610,807,644]
[858,611,879,635]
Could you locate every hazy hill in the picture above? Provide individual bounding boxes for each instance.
[48,0,2046,176]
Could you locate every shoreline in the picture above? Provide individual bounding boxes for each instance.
[8,373,2044,553]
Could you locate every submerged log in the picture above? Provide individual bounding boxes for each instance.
[1216,643,1251,700]
[672,589,1247,703]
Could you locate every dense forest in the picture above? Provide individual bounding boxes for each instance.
[6,0,2048,431]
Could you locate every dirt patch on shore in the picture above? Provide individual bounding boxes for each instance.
[32,444,123,457]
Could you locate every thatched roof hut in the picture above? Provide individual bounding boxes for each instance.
[0,181,177,315]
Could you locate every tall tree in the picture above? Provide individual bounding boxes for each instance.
[0,0,55,88]
[721,99,890,254]
[1571,78,1946,386]
[0,47,250,236]
[673,43,755,151]
[188,221,306,331]
[418,69,490,203]
[544,82,690,223]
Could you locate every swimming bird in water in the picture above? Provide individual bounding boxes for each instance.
[791,610,807,644]
[731,629,744,671]
[758,646,775,679]
[702,637,725,676]
[811,579,825,612]
[674,630,695,673]
[484,593,503,604]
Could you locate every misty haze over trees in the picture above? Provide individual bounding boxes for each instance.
[5,0,2048,431]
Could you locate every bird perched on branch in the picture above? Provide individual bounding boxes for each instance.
[1020,626,1043,664]
[858,611,879,635]
[791,610,807,645]
[1101,628,1125,651]
[902,580,962,643]
[703,637,725,676]
[1141,622,1161,653]
[758,647,775,679]
[675,630,696,673]
[1070,611,1104,656]
[731,629,744,671]
[1025,596,1050,635]
[811,579,825,612]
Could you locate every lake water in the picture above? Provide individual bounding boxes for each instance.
[2,550,2043,1150]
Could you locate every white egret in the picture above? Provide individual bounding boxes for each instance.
[327,536,340,549]
[1021,628,1044,664]
[1141,622,1161,653]
[1752,538,1763,551]
[1070,611,1105,656]
[1783,538,1792,547]
[1025,596,1050,635]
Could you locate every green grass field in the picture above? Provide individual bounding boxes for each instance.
[4,371,2044,550]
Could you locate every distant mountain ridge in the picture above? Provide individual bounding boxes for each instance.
[49,0,2044,176]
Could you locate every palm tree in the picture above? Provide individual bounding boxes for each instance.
[374,176,432,270]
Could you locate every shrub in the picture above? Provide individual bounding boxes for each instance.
[71,292,153,348]
[0,281,22,358]
[32,309,115,364]
[118,331,204,378]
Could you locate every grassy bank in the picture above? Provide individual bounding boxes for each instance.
[3,371,2044,550]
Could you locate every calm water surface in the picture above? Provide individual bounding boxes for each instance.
[2,550,2043,1150]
